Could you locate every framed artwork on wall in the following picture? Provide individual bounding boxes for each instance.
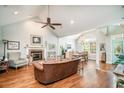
[100,43,105,51]
[30,35,42,46]
[66,44,71,49]
[47,43,56,59]
[7,41,20,50]
[48,43,56,50]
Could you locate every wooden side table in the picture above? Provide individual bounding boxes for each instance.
[0,61,9,72]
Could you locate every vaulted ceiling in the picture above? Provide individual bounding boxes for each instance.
[0,5,124,37]
[0,5,44,26]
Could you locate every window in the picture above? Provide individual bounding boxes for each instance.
[82,42,90,52]
[90,42,96,53]
[82,41,96,53]
[111,34,124,63]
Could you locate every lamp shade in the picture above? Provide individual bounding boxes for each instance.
[2,39,8,43]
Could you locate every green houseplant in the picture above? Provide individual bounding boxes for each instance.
[60,46,65,59]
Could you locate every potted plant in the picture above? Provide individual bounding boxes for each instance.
[60,46,65,59]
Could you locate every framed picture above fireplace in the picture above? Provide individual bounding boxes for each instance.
[30,35,42,46]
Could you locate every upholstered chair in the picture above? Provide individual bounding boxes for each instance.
[8,52,28,69]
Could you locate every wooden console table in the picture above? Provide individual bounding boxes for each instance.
[0,61,9,72]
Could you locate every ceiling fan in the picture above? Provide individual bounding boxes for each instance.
[35,6,62,30]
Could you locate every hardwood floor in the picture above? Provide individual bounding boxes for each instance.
[0,61,116,88]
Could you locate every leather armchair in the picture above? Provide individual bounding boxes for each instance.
[8,52,28,69]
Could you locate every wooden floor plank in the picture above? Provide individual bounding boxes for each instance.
[0,61,116,88]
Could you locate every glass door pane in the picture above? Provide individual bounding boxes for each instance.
[112,38,123,63]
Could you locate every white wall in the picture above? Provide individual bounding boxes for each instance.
[76,28,108,62]
[97,27,112,64]
[76,31,97,60]
[105,35,112,64]
[2,19,58,59]
[58,35,77,55]
[0,27,3,57]
[0,27,1,40]
[0,27,2,43]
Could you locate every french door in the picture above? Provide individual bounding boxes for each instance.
[112,35,124,63]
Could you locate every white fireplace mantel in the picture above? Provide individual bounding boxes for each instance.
[25,46,45,63]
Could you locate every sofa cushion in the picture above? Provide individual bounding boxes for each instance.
[33,62,43,71]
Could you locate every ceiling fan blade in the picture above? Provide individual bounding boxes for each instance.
[51,23,62,25]
[34,21,47,24]
[41,24,48,28]
[49,25,55,30]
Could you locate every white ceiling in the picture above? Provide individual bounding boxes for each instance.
[0,5,124,37]
[0,5,45,26]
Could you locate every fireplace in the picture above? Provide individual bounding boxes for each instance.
[29,49,44,61]
[31,51,42,61]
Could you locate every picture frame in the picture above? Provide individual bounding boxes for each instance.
[48,43,56,50]
[30,35,42,45]
[7,41,20,50]
[100,43,105,51]
[66,44,71,49]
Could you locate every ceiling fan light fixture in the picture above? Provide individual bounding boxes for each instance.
[70,20,74,24]
[14,11,19,15]
[35,5,62,30]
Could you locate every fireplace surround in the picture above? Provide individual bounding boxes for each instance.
[28,48,44,62]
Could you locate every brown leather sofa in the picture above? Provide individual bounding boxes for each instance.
[33,59,80,84]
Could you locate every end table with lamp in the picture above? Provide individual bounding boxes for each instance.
[2,39,8,61]
[0,60,9,72]
[0,40,9,72]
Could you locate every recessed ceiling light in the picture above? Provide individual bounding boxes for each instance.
[14,11,19,15]
[70,20,74,24]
